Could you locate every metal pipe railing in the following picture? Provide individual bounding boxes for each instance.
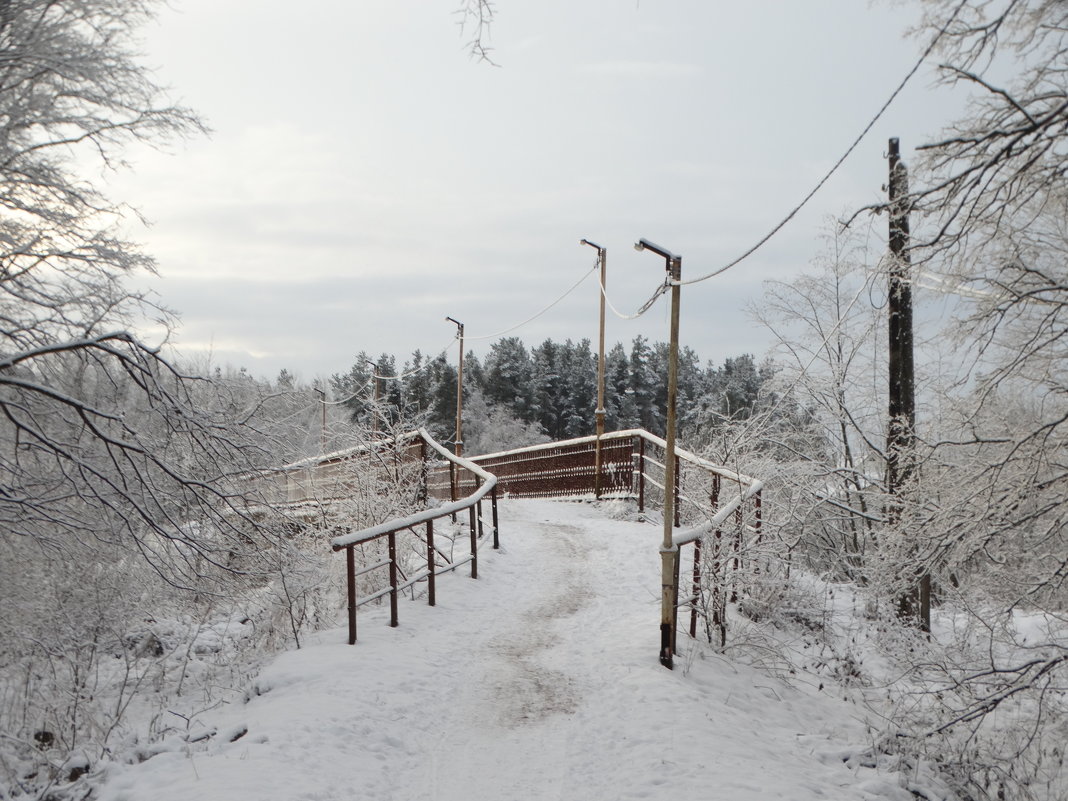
[330,429,499,644]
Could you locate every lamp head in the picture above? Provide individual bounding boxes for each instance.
[634,238,678,261]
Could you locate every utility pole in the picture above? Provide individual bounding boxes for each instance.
[580,239,608,498]
[887,137,928,631]
[365,358,380,439]
[445,317,465,458]
[313,387,326,453]
[635,238,681,670]
[445,317,464,508]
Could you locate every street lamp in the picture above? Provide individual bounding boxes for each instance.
[580,239,608,499]
[313,386,326,453]
[365,358,380,439]
[445,317,465,458]
[634,237,682,670]
[445,317,465,509]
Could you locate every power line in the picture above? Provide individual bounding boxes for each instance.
[464,263,599,341]
[600,270,671,321]
[677,0,969,288]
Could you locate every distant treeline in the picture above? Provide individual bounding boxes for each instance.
[330,336,774,453]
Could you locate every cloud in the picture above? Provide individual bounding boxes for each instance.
[577,60,701,79]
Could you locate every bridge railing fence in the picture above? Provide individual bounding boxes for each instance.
[329,429,499,645]
[432,429,762,649]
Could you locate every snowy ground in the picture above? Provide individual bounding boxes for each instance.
[98,498,948,801]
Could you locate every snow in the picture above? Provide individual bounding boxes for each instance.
[98,499,950,801]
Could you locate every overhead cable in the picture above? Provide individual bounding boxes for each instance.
[676,0,970,288]
[464,263,599,341]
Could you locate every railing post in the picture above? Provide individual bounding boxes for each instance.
[671,540,681,656]
[427,519,436,607]
[753,490,763,576]
[491,485,500,549]
[731,503,742,604]
[476,477,485,539]
[388,531,399,627]
[637,436,646,512]
[690,538,701,639]
[710,474,725,646]
[469,505,478,579]
[346,544,357,645]
[418,438,429,507]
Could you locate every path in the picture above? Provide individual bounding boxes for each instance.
[100,499,923,801]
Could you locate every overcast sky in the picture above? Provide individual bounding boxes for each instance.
[112,0,966,385]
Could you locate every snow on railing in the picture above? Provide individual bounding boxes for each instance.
[330,429,499,645]
[441,429,763,650]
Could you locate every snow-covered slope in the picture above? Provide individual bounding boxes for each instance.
[99,499,947,801]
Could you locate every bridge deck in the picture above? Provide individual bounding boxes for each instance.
[102,499,893,801]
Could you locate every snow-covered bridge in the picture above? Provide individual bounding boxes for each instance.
[256,428,763,662]
[99,497,942,801]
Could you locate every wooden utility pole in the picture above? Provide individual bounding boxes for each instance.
[445,317,465,458]
[365,359,380,439]
[446,317,464,506]
[313,387,326,453]
[635,238,681,669]
[887,137,929,631]
[580,239,608,498]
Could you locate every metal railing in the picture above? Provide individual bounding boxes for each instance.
[329,429,499,644]
[251,431,425,509]
[258,427,760,654]
[430,429,762,649]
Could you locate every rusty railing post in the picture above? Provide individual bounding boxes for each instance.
[475,477,484,539]
[419,437,429,507]
[346,544,357,644]
[710,474,725,646]
[491,485,500,549]
[754,490,763,576]
[388,531,399,627]
[427,519,436,607]
[690,538,701,639]
[637,435,646,512]
[731,503,742,604]
[469,505,478,579]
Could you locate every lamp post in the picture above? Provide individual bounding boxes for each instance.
[634,237,682,670]
[580,239,607,498]
[365,358,380,439]
[313,387,326,453]
[445,317,465,508]
[444,317,465,458]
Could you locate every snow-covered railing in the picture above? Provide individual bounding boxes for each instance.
[251,431,425,508]
[438,429,763,649]
[330,429,499,645]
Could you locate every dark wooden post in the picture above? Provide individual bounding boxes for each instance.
[637,436,646,512]
[710,474,724,645]
[346,545,357,644]
[887,137,928,632]
[469,505,478,579]
[387,532,399,627]
[427,519,436,607]
[491,485,500,549]
[690,538,701,639]
[753,491,763,576]
[731,504,742,604]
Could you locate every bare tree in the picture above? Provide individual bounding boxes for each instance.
[456,0,497,62]
[753,222,889,579]
[0,0,290,587]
